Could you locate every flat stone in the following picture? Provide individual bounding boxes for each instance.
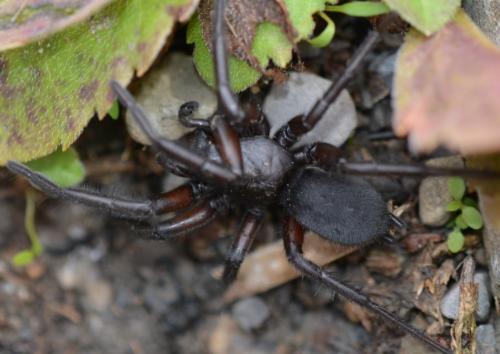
[232,297,270,331]
[440,272,491,322]
[264,72,357,148]
[418,156,464,226]
[126,52,217,144]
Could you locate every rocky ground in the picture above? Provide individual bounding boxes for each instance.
[0,20,498,354]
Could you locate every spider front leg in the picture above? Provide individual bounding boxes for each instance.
[282,216,452,354]
[111,82,237,185]
[6,161,201,221]
[222,210,263,283]
[210,0,245,175]
[274,31,379,148]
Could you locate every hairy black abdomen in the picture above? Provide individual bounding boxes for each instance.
[281,167,390,245]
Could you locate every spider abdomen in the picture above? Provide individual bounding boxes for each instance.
[281,167,391,245]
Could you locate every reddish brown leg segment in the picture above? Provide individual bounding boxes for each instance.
[154,184,196,214]
[282,217,452,354]
[152,200,218,239]
[222,211,263,283]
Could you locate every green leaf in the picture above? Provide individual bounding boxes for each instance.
[26,147,85,188]
[0,0,195,165]
[12,250,35,267]
[455,214,468,230]
[326,1,391,17]
[462,206,483,230]
[187,14,260,92]
[382,0,460,36]
[447,200,462,212]
[447,229,464,253]
[307,12,336,48]
[448,177,466,201]
[284,0,327,40]
[252,22,294,67]
[108,100,120,120]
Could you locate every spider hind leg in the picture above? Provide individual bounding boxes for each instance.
[283,216,452,354]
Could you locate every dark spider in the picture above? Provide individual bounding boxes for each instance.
[7,1,500,353]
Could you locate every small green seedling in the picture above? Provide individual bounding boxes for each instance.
[12,148,85,267]
[446,177,483,253]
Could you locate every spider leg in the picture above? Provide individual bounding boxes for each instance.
[111,82,237,184]
[150,199,219,240]
[213,0,245,125]
[274,31,379,148]
[246,100,270,137]
[210,0,245,174]
[222,211,263,283]
[282,216,452,354]
[6,161,201,221]
[293,142,500,179]
[337,160,500,179]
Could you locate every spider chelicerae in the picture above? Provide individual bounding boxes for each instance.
[7,1,500,353]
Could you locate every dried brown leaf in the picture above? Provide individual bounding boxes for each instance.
[0,0,113,51]
[393,10,500,154]
[219,232,355,302]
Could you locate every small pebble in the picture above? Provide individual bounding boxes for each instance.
[418,156,464,226]
[232,297,270,331]
[440,272,491,321]
[477,324,496,354]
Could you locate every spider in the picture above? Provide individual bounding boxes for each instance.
[7,1,500,353]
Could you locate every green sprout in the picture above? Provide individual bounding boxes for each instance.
[446,177,483,253]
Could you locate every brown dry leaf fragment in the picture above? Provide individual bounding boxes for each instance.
[365,248,403,277]
[219,231,355,302]
[393,9,500,154]
[0,0,113,51]
[343,301,372,331]
[451,256,477,354]
[198,0,296,69]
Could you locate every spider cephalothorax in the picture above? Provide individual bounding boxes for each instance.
[8,1,500,353]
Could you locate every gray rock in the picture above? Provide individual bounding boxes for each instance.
[55,254,112,312]
[477,324,496,354]
[418,156,464,226]
[440,272,491,322]
[126,52,217,145]
[232,297,270,331]
[463,0,499,46]
[369,52,397,85]
[264,72,357,148]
